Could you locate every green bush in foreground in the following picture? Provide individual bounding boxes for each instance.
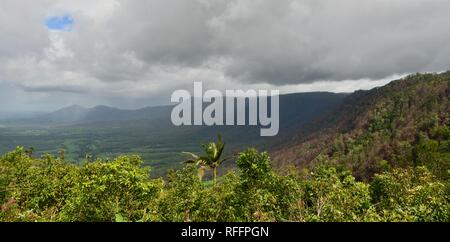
[0,147,448,222]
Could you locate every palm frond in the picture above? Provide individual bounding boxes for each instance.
[182,152,199,159]
[184,159,197,164]
[219,155,234,164]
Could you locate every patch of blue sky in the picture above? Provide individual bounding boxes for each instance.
[46,14,74,31]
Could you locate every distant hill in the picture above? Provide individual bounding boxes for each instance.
[272,72,450,180]
[2,92,347,133]
[7,105,172,125]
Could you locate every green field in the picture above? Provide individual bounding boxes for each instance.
[0,122,266,176]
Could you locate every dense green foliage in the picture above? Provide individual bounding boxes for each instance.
[1,147,448,222]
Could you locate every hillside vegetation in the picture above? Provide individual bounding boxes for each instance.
[273,72,450,181]
[0,73,449,222]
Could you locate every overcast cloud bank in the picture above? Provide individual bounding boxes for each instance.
[0,0,449,111]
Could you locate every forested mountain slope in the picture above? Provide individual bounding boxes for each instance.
[272,72,450,180]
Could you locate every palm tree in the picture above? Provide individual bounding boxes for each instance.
[183,135,231,185]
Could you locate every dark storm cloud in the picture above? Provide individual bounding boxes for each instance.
[63,0,450,84]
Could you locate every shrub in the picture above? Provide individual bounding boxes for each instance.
[371,166,449,221]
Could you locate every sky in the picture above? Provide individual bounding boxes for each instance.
[0,0,449,112]
[46,14,74,31]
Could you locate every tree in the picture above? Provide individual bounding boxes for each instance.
[183,135,231,185]
[60,155,163,221]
